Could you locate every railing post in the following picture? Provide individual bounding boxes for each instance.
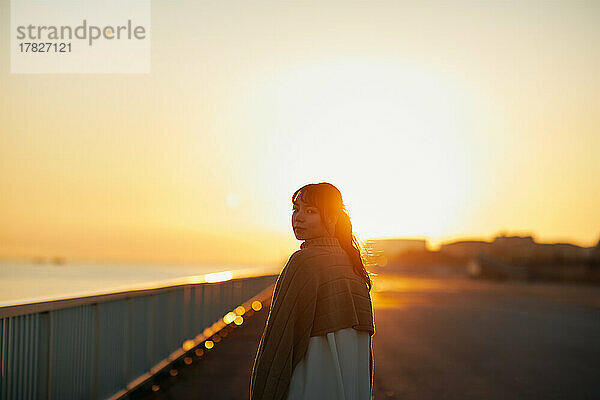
[93,303,99,400]
[47,312,53,400]
[183,286,191,342]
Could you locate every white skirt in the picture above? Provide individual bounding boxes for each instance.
[286,327,371,400]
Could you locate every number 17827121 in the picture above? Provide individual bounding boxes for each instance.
[19,42,71,52]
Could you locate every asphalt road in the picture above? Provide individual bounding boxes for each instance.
[371,275,600,399]
[136,274,600,399]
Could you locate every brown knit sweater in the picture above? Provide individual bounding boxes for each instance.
[250,236,375,400]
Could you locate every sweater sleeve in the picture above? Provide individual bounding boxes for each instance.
[250,251,319,400]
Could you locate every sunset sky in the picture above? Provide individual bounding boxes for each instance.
[1,0,598,266]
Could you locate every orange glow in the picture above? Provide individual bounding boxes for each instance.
[182,340,195,351]
[234,306,246,315]
[234,316,243,325]
[251,301,262,311]
[186,275,204,284]
[204,340,214,349]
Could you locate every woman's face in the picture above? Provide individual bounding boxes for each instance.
[292,198,331,240]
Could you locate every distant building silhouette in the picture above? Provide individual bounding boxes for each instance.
[365,238,427,257]
[366,233,599,283]
[439,240,492,259]
[440,234,590,263]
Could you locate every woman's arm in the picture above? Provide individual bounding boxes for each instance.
[250,251,319,400]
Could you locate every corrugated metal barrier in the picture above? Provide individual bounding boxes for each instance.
[0,273,277,400]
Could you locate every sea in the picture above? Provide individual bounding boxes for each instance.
[0,260,280,307]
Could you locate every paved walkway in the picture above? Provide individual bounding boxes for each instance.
[130,298,272,400]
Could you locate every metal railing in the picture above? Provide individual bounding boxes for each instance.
[0,270,278,400]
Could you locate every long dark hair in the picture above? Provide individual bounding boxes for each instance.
[292,182,373,292]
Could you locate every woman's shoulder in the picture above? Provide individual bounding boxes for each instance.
[286,247,316,269]
[294,245,337,265]
[283,246,331,275]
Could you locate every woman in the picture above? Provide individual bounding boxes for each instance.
[250,182,375,400]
